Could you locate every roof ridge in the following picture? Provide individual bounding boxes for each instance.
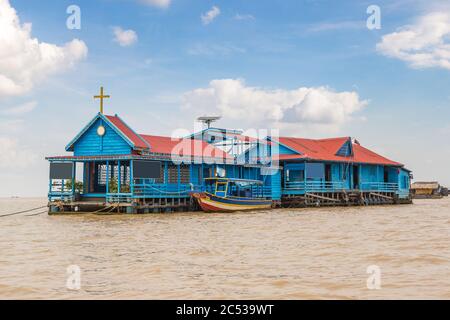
[140,134,209,143]
[112,114,151,149]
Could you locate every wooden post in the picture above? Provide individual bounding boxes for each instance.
[164,162,168,183]
[304,161,307,192]
[118,160,121,193]
[71,161,76,195]
[48,161,53,198]
[130,160,134,195]
[106,160,110,194]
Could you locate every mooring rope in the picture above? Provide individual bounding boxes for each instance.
[145,185,191,195]
[25,210,48,217]
[0,205,47,218]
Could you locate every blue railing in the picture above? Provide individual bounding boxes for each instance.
[48,192,74,202]
[133,180,199,198]
[106,193,133,203]
[284,180,400,193]
[284,181,346,192]
[360,182,398,192]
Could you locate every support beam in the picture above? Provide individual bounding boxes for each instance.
[71,161,76,194]
[106,160,110,194]
[369,192,393,200]
[118,160,121,193]
[306,193,341,202]
[130,160,134,195]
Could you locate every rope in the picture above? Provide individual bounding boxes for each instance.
[141,185,190,195]
[90,205,114,214]
[0,205,47,218]
[25,210,48,217]
[95,203,120,215]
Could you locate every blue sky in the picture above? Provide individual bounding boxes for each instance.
[1,0,450,196]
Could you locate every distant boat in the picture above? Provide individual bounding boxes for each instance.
[192,178,272,212]
[411,181,448,199]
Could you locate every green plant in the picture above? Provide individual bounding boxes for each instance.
[108,178,130,193]
[109,178,118,193]
[64,180,83,193]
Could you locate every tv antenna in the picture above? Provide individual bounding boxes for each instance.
[197,116,221,128]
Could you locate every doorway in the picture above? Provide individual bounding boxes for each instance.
[352,165,359,189]
[325,164,332,182]
[384,167,389,183]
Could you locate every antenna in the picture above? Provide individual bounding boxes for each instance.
[197,116,221,129]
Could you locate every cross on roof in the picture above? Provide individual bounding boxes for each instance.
[94,86,110,114]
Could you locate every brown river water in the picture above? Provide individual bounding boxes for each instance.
[0,197,449,299]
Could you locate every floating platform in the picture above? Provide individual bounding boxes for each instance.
[48,189,412,215]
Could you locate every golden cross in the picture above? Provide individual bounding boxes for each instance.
[94,86,110,114]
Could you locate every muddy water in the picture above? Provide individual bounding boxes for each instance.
[0,197,449,299]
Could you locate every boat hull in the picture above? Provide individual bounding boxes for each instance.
[192,192,272,212]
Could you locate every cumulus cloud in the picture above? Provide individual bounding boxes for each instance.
[113,27,138,47]
[201,6,220,25]
[182,79,367,133]
[0,0,88,99]
[0,101,36,116]
[139,0,171,8]
[377,12,450,70]
[0,136,37,168]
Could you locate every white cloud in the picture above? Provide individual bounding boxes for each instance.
[377,12,450,70]
[113,27,138,47]
[0,118,24,133]
[139,0,171,8]
[187,43,246,56]
[234,14,255,21]
[182,79,367,134]
[201,6,220,25]
[0,136,37,169]
[0,0,88,99]
[307,20,364,33]
[0,101,36,116]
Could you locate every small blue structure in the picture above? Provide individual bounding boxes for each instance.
[260,136,411,206]
[46,112,273,213]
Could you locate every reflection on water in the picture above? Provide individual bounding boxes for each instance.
[0,197,449,299]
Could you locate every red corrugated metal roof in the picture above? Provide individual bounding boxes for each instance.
[105,115,149,149]
[273,137,402,166]
[140,134,233,159]
[105,115,232,159]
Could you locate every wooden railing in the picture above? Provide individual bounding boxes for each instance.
[133,180,198,198]
[284,181,346,192]
[284,181,400,193]
[360,182,398,192]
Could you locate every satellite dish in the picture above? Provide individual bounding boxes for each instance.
[197,116,221,128]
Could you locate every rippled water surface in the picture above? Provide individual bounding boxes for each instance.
[0,197,449,299]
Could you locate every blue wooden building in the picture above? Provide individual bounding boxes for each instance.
[242,136,412,206]
[46,112,271,213]
[46,91,411,212]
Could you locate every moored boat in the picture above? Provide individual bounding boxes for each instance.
[192,178,272,212]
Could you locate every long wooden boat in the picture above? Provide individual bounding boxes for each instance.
[192,178,272,212]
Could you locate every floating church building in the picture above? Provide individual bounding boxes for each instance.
[46,88,412,213]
